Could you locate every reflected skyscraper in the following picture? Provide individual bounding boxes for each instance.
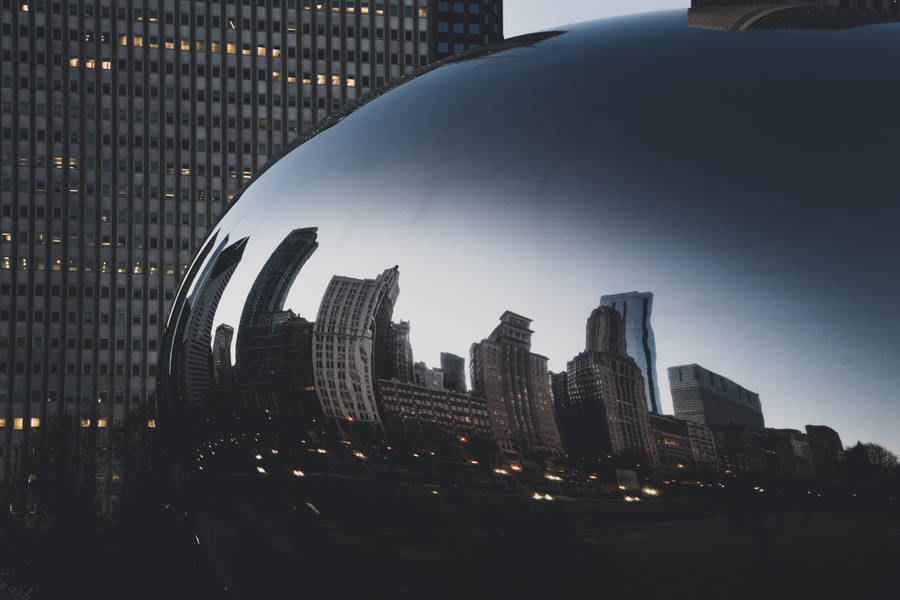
[440,352,466,393]
[413,360,444,390]
[669,364,764,429]
[181,236,247,405]
[600,292,661,414]
[212,324,235,386]
[563,306,658,464]
[688,0,900,30]
[236,228,318,370]
[388,321,416,383]
[313,267,399,424]
[470,312,562,458]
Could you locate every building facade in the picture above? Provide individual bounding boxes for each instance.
[649,413,719,474]
[377,377,491,445]
[312,266,398,424]
[439,351,465,392]
[599,292,661,414]
[388,320,415,383]
[563,306,659,464]
[0,0,502,483]
[669,363,764,429]
[413,360,443,390]
[470,311,562,458]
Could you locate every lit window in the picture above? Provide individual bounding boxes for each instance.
[14,418,23,430]
[81,418,91,428]
[29,417,40,428]
[97,419,108,428]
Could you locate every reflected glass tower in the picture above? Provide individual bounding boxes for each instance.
[440,351,466,392]
[600,292,661,414]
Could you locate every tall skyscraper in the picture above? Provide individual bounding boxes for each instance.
[668,364,764,430]
[0,0,501,482]
[600,292,661,414]
[212,323,235,385]
[180,235,246,405]
[439,351,465,392]
[562,306,658,464]
[470,311,562,458]
[312,266,398,424]
[235,227,317,369]
[388,320,415,383]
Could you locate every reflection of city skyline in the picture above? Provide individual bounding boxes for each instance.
[688,0,900,30]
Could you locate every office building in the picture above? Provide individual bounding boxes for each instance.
[439,351,465,392]
[0,0,501,481]
[562,306,658,464]
[312,266,398,424]
[388,320,415,383]
[599,292,661,414]
[669,364,764,429]
[470,311,562,458]
[212,323,234,385]
[377,377,491,445]
[806,424,843,484]
[649,413,719,474]
[413,360,443,390]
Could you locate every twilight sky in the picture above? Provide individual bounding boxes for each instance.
[504,0,687,37]
[198,10,900,456]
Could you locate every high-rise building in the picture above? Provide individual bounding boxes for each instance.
[180,235,246,405]
[235,227,317,370]
[668,364,764,429]
[312,266,398,424]
[599,292,661,414]
[388,320,415,383]
[470,311,562,458]
[439,351,465,392]
[0,0,501,481]
[413,360,443,390]
[562,306,658,464]
[212,323,235,385]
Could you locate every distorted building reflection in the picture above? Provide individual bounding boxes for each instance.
[470,312,563,460]
[689,0,900,30]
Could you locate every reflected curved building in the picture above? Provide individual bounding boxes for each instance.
[159,8,900,597]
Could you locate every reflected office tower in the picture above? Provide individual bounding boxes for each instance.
[236,228,318,370]
[668,364,764,429]
[563,307,659,464]
[313,267,400,424]
[181,237,248,406]
[388,321,416,383]
[212,325,235,386]
[440,352,467,393]
[600,292,661,414]
[413,361,444,391]
[689,0,900,31]
[470,312,563,458]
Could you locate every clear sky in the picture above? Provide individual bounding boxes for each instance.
[504,0,688,37]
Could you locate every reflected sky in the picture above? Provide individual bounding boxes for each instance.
[186,10,900,452]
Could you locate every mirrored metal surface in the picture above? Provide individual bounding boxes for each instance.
[160,9,900,596]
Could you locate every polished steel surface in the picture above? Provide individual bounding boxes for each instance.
[159,10,900,596]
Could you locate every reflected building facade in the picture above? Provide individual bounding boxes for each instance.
[413,360,444,390]
[180,235,247,406]
[600,292,661,414]
[562,306,658,464]
[440,352,466,393]
[688,0,900,30]
[669,364,764,430]
[388,320,416,383]
[313,267,399,424]
[470,311,562,458]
